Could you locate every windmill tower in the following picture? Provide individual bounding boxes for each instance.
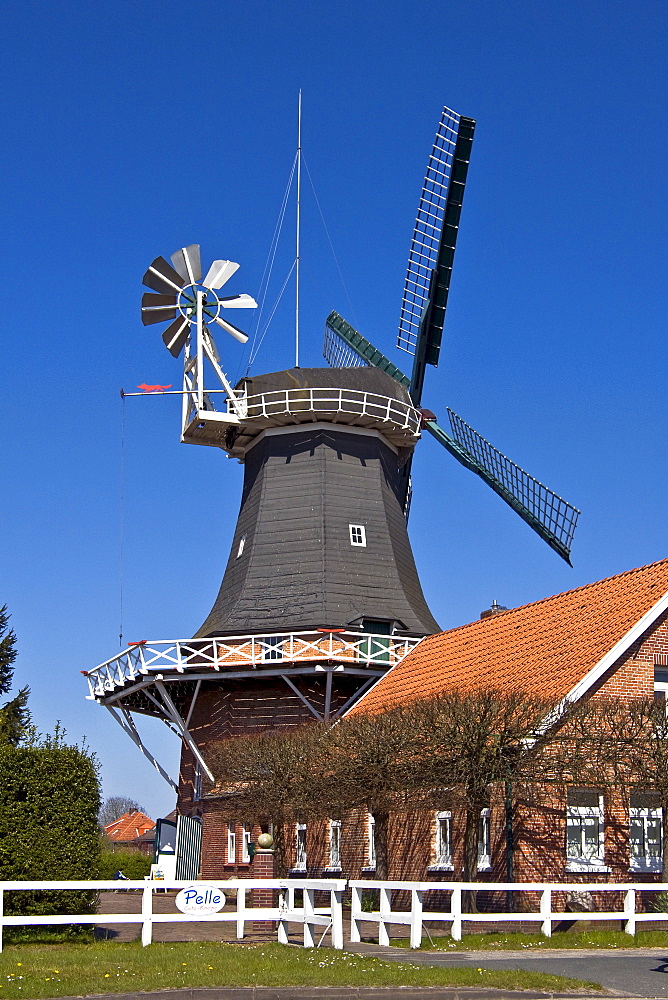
[83,105,579,877]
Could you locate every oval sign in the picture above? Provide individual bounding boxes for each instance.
[175,883,226,916]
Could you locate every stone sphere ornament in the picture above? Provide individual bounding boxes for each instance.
[257,832,274,849]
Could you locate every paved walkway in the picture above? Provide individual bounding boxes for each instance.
[348,942,668,997]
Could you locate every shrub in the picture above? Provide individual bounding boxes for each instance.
[99,848,152,880]
[0,728,101,919]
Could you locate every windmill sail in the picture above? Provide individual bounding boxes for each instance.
[426,411,580,564]
[398,108,475,404]
[323,312,412,388]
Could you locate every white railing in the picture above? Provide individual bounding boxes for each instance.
[229,388,421,443]
[84,631,421,699]
[0,879,346,952]
[350,880,668,948]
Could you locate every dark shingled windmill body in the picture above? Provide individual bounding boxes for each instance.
[83,105,579,876]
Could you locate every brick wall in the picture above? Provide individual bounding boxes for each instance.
[178,609,668,883]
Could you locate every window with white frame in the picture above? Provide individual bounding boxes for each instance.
[328,819,342,869]
[477,808,491,870]
[241,823,252,863]
[227,824,236,864]
[294,823,307,870]
[566,789,606,870]
[430,811,452,869]
[236,535,246,558]
[365,813,376,868]
[630,794,663,872]
[349,524,366,547]
[654,667,668,706]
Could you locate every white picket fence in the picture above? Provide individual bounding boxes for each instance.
[0,878,346,952]
[350,879,668,948]
[3,878,668,953]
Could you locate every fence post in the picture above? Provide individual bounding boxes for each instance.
[331,888,344,950]
[0,887,3,954]
[624,889,636,937]
[540,888,552,938]
[236,885,246,939]
[410,888,423,949]
[277,889,289,945]
[378,886,391,946]
[303,887,316,948]
[350,885,361,943]
[450,886,462,941]
[141,883,153,947]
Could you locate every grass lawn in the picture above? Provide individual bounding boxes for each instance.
[391,927,668,951]
[0,940,602,997]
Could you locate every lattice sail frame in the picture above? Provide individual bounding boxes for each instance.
[447,409,580,555]
[323,322,368,369]
[397,107,461,357]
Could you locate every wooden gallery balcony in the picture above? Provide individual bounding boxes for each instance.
[83,630,423,702]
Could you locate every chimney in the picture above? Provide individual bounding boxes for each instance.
[480,599,508,620]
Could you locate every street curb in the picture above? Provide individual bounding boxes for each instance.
[53,989,607,1000]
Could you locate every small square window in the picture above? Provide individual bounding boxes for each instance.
[349,524,366,547]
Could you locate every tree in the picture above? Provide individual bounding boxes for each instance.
[323,704,430,880]
[572,697,668,883]
[208,724,331,876]
[0,605,30,746]
[99,795,147,827]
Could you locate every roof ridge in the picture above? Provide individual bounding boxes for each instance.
[431,556,668,641]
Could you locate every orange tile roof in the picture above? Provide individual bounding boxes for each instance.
[351,558,668,715]
[104,811,155,842]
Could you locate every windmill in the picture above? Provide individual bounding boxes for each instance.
[323,108,579,564]
[83,105,579,880]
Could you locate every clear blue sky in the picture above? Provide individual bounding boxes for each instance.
[1,0,666,820]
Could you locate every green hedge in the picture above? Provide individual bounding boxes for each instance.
[99,848,152,880]
[0,734,101,918]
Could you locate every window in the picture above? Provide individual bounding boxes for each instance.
[193,760,203,802]
[630,795,663,872]
[294,823,307,871]
[365,813,376,868]
[349,524,366,547]
[236,535,246,558]
[430,811,452,869]
[328,819,342,870]
[262,635,283,661]
[477,808,491,870]
[241,823,252,864]
[566,789,606,871]
[654,667,668,706]
[227,824,236,864]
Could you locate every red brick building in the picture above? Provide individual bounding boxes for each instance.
[190,558,668,883]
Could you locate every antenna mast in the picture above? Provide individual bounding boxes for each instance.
[295,90,302,367]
